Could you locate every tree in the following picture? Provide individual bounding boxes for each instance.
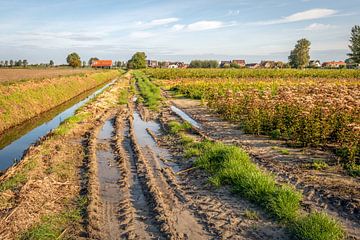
[23,60,28,67]
[288,38,311,69]
[9,60,14,67]
[230,62,240,68]
[127,52,147,69]
[189,60,219,68]
[348,25,360,64]
[5,60,8,67]
[82,61,86,67]
[88,57,99,66]
[66,52,81,68]
[49,60,54,66]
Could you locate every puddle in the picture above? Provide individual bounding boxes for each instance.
[96,118,122,239]
[170,106,202,129]
[133,110,181,172]
[122,123,160,238]
[0,79,116,171]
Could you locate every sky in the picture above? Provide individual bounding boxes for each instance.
[0,0,359,64]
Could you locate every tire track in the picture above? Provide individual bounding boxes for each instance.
[128,103,212,239]
[114,111,161,239]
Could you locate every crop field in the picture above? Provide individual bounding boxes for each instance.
[155,75,360,167]
[0,68,96,83]
[0,69,359,240]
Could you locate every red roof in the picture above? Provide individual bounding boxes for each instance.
[92,60,112,67]
[322,61,346,66]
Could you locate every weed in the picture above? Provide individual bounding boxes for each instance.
[244,209,260,220]
[168,121,191,134]
[310,159,329,170]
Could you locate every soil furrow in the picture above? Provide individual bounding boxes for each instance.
[115,111,162,239]
[129,102,211,239]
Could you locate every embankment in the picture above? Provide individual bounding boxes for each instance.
[0,70,121,133]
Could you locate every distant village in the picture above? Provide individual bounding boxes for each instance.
[142,59,359,69]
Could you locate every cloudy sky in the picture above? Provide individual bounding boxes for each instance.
[0,0,359,64]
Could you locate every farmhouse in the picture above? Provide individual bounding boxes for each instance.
[91,60,112,69]
[147,60,158,68]
[232,60,246,67]
[260,61,276,68]
[246,63,260,69]
[309,60,321,68]
[322,61,346,68]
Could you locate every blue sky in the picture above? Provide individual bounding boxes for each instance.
[0,0,359,63]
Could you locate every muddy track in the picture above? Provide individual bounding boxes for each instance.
[168,97,360,239]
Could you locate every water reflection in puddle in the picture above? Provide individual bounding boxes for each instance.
[133,111,181,172]
[170,106,202,129]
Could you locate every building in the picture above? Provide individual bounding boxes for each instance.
[147,60,158,68]
[260,61,276,68]
[91,60,112,69]
[220,61,231,68]
[168,64,178,68]
[322,61,346,68]
[246,63,260,69]
[232,60,246,67]
[309,60,321,68]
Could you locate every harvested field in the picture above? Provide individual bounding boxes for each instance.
[0,68,95,83]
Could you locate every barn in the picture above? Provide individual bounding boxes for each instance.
[91,60,112,69]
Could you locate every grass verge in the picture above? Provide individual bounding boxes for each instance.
[171,119,345,240]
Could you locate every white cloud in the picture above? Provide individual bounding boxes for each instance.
[171,24,185,31]
[129,31,155,39]
[187,21,224,31]
[136,18,179,29]
[304,23,335,31]
[255,8,338,25]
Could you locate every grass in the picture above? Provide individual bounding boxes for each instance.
[134,71,162,110]
[244,209,260,220]
[183,140,345,240]
[53,112,90,136]
[18,194,89,239]
[168,120,192,134]
[290,212,345,240]
[118,88,129,105]
[19,209,81,240]
[0,70,119,133]
[310,159,329,170]
[0,160,36,192]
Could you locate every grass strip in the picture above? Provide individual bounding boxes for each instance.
[133,71,162,110]
[175,123,345,240]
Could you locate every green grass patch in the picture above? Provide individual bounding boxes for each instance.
[118,88,129,105]
[53,112,90,136]
[133,71,162,110]
[290,212,345,240]
[185,140,344,239]
[0,160,36,192]
[244,209,260,220]
[309,159,329,170]
[168,120,191,134]
[19,210,81,240]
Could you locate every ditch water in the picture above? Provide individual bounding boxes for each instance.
[170,106,202,129]
[0,79,116,171]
